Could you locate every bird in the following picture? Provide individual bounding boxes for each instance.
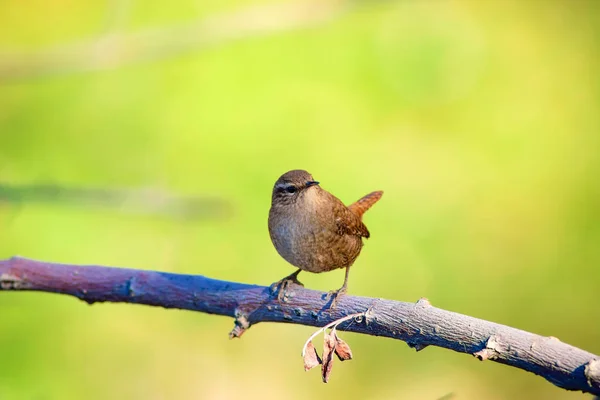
[268,169,383,307]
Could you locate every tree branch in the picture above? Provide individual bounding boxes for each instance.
[1,256,598,395]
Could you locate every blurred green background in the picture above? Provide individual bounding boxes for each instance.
[1,0,599,399]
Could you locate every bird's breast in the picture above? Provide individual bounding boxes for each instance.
[268,203,362,273]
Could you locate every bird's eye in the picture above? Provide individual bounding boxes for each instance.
[285,186,297,194]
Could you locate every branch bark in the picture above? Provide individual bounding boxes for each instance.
[1,256,598,395]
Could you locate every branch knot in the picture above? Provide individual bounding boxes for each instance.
[229,309,251,339]
[0,273,27,290]
[474,335,503,361]
[585,359,600,389]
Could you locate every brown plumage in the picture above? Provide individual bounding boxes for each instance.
[268,169,383,306]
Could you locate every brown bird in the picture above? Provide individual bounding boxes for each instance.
[268,169,383,306]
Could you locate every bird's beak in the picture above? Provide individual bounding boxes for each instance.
[305,181,320,187]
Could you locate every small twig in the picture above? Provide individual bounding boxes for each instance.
[301,311,366,357]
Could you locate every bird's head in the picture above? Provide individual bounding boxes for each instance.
[271,169,320,206]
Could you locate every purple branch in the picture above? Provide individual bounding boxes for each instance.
[1,256,598,395]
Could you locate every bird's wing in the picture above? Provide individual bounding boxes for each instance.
[335,205,371,239]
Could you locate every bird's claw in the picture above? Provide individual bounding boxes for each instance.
[270,274,304,301]
[325,286,347,309]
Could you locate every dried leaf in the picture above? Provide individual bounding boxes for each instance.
[321,330,336,383]
[333,330,353,361]
[303,341,322,371]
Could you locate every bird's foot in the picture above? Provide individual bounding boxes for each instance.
[325,285,347,309]
[269,272,304,301]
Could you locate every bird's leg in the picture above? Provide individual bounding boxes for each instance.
[327,266,350,308]
[270,269,304,301]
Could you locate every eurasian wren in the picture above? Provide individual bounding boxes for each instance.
[268,169,383,306]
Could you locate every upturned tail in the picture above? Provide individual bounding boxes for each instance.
[348,190,383,219]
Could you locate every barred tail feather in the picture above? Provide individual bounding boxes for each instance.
[348,191,383,218]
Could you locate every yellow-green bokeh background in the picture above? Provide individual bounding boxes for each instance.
[1,1,599,399]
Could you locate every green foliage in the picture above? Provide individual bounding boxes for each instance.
[1,1,599,399]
